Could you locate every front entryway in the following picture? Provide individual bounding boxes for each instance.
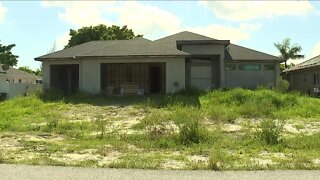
[50,64,79,94]
[101,63,165,95]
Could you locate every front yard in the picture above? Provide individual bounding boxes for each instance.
[0,88,320,170]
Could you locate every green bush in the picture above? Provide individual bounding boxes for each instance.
[178,120,208,145]
[208,149,228,171]
[276,79,290,92]
[258,119,283,145]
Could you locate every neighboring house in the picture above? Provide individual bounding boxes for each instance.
[0,64,42,84]
[0,65,42,100]
[35,31,283,95]
[285,55,320,96]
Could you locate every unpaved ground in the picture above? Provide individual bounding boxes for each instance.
[1,104,320,170]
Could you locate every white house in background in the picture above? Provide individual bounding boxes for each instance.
[0,64,42,84]
[0,65,42,100]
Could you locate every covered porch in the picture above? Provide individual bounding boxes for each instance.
[101,63,166,95]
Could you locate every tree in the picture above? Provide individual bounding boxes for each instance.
[65,24,142,48]
[0,42,19,67]
[274,38,304,68]
[35,68,41,76]
[18,66,33,74]
[280,63,295,72]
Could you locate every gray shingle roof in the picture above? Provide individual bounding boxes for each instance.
[0,64,41,79]
[155,31,215,49]
[35,38,188,60]
[155,31,282,61]
[286,55,320,72]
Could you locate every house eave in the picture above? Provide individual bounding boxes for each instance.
[35,54,189,61]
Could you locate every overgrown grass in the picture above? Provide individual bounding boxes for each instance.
[1,88,320,170]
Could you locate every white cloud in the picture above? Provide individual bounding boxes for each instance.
[185,24,251,43]
[108,2,181,36]
[42,1,113,27]
[0,3,7,24]
[44,1,261,46]
[312,42,320,58]
[56,32,70,50]
[200,1,314,21]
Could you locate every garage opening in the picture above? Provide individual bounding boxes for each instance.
[101,63,165,95]
[50,64,79,94]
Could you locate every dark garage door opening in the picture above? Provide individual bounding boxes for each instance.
[50,64,79,94]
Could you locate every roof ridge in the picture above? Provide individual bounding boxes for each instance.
[229,43,281,60]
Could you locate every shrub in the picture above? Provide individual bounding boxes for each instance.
[208,149,228,171]
[276,79,290,92]
[178,120,208,145]
[258,119,283,145]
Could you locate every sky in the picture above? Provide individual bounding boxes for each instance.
[0,1,320,70]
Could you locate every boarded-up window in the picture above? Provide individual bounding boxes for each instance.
[239,64,261,71]
[225,64,236,70]
[264,64,274,70]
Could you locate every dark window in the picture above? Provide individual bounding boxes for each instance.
[239,64,261,71]
[225,64,236,70]
[264,64,274,70]
[126,64,132,82]
[304,73,307,82]
[19,79,22,83]
[314,73,319,85]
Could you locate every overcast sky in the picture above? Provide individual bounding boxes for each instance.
[0,1,320,70]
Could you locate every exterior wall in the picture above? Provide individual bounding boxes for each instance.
[0,73,39,84]
[288,67,320,96]
[181,44,226,88]
[225,62,279,89]
[42,57,185,94]
[165,58,185,93]
[0,82,42,99]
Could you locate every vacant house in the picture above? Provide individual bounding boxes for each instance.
[35,31,282,95]
[0,64,41,84]
[285,55,320,96]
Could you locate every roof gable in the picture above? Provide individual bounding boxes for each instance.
[154,31,215,49]
[155,31,281,61]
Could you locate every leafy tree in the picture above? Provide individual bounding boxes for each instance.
[0,42,19,67]
[65,24,142,48]
[18,66,33,74]
[35,68,41,76]
[280,63,295,72]
[274,38,304,68]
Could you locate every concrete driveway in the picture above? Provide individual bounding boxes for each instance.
[0,164,319,180]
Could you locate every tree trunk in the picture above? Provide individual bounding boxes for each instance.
[284,60,287,69]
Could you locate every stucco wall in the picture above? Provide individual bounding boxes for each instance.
[42,57,185,94]
[225,62,278,89]
[289,68,320,95]
[0,73,39,84]
[0,82,42,99]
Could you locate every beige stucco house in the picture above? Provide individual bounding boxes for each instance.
[285,55,320,96]
[35,31,283,95]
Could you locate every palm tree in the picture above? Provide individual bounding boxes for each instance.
[274,38,304,68]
